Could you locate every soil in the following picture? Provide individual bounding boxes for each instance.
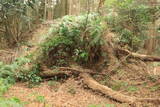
[2,22,160,107]
[4,62,160,107]
[4,78,119,107]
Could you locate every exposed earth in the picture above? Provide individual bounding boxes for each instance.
[2,22,160,107]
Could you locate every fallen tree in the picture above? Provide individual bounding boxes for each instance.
[81,73,160,104]
[117,48,160,61]
[39,67,160,104]
[40,66,106,78]
[23,15,160,105]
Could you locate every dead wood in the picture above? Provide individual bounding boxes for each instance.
[102,42,118,74]
[81,73,136,103]
[40,66,160,104]
[40,66,106,78]
[81,73,160,104]
[39,70,71,78]
[0,50,14,54]
[117,48,160,61]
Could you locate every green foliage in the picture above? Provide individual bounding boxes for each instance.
[0,56,33,94]
[111,80,138,92]
[88,104,101,107]
[74,49,89,63]
[105,0,134,9]
[0,56,41,89]
[88,104,115,107]
[35,96,45,103]
[126,86,139,92]
[0,97,23,107]
[105,1,158,51]
[0,0,41,47]
[0,57,41,95]
[0,78,11,95]
[41,35,72,66]
[16,64,42,85]
[105,104,115,107]
[150,85,160,92]
[42,36,73,53]
[111,81,128,91]
[0,62,15,84]
[41,14,104,67]
[14,57,31,66]
[119,29,142,49]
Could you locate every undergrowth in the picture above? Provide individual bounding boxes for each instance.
[0,56,42,93]
[16,64,42,87]
[0,57,37,106]
[105,2,159,51]
[0,97,24,107]
[40,14,105,67]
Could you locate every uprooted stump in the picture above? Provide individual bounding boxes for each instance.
[39,67,160,104]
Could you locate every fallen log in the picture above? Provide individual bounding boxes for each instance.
[81,73,136,103]
[40,67,106,78]
[81,73,160,104]
[40,67,160,104]
[39,70,71,78]
[117,48,160,61]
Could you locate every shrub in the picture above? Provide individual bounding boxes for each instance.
[0,58,24,94]
[0,56,41,88]
[105,1,157,51]
[41,14,105,67]
[16,64,42,86]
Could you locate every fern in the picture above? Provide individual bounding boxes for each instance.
[41,13,104,67]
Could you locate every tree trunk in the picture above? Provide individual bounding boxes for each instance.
[144,0,158,54]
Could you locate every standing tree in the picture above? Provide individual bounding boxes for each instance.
[0,0,42,48]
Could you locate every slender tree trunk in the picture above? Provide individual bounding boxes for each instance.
[144,0,158,55]
[44,0,47,20]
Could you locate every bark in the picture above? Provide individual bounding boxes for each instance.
[81,73,160,104]
[40,66,106,78]
[102,43,118,73]
[81,73,136,103]
[39,67,160,104]
[144,0,158,54]
[117,48,160,61]
[97,0,105,13]
[40,70,70,78]
[102,33,119,73]
[44,0,47,20]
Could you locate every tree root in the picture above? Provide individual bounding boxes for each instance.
[0,50,14,54]
[102,42,118,73]
[39,70,70,78]
[40,67,160,104]
[40,66,106,78]
[117,48,160,61]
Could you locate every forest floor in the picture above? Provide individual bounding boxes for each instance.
[2,22,160,107]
